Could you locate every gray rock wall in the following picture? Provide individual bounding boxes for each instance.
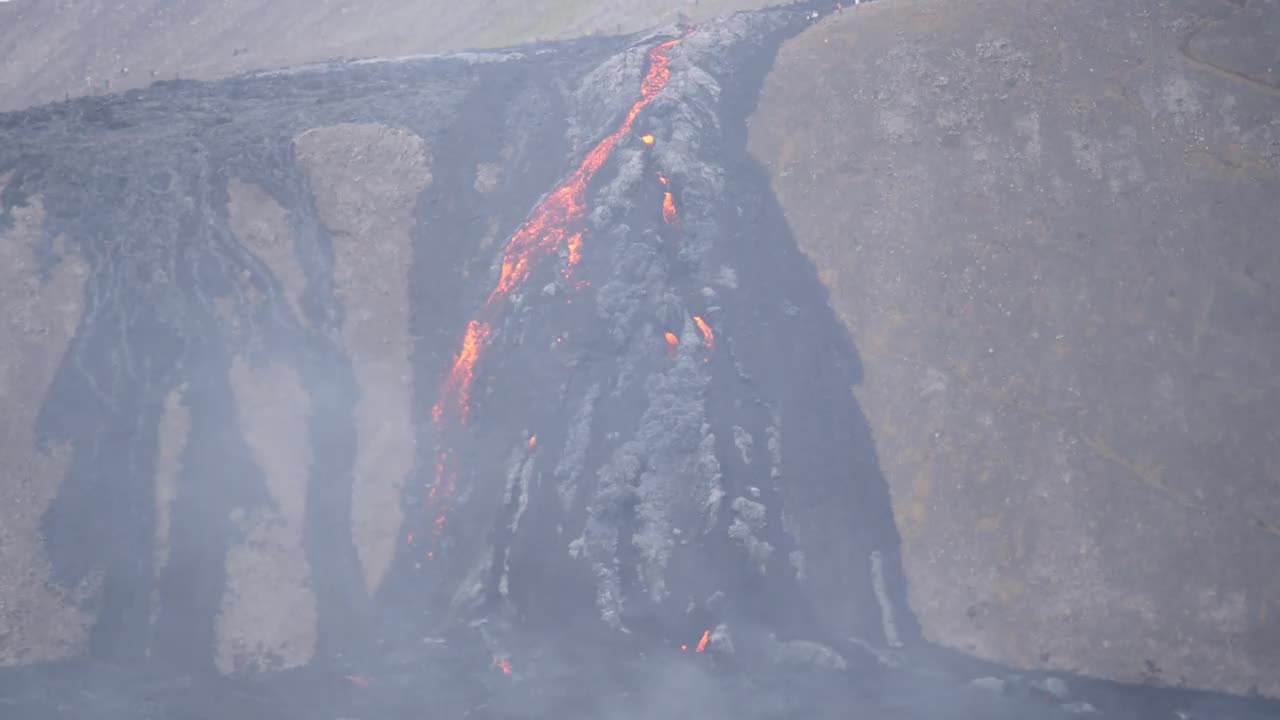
[750,0,1280,698]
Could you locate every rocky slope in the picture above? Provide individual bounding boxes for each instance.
[1,1,1278,718]
[0,0,779,112]
[0,5,929,717]
[749,0,1280,701]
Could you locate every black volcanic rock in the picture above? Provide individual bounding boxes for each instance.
[2,3,1279,719]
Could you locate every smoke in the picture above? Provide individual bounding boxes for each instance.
[609,660,733,720]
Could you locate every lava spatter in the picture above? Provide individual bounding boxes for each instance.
[425,38,682,539]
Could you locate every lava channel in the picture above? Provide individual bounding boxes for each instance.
[425,38,682,539]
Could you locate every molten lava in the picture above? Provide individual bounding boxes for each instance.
[433,320,491,426]
[527,434,537,449]
[641,133,655,145]
[662,192,679,226]
[693,315,713,349]
[425,38,682,537]
[492,656,513,674]
[695,629,711,653]
[664,331,679,347]
[656,173,680,227]
[564,232,583,277]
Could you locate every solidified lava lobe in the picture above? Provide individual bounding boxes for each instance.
[425,38,682,538]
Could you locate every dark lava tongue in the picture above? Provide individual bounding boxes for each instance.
[390,4,909,681]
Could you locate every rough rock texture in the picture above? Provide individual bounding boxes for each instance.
[3,3,1279,718]
[294,123,430,595]
[0,191,95,665]
[0,9,925,706]
[749,0,1280,698]
[226,179,308,325]
[0,0,779,112]
[0,45,484,673]
[215,357,316,673]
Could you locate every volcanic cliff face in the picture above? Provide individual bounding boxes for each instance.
[0,7,924,718]
[2,2,1280,719]
[749,0,1280,701]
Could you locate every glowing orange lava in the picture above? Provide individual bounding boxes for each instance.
[695,629,710,653]
[432,320,491,426]
[662,191,679,226]
[693,315,713,349]
[425,38,682,538]
[641,133,655,145]
[563,231,583,281]
[664,331,679,347]
[493,656,513,674]
[656,173,679,226]
[527,434,537,449]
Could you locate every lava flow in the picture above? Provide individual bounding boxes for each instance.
[664,330,680,357]
[693,315,713,362]
[695,629,711,653]
[657,173,680,227]
[425,38,682,538]
[692,315,713,349]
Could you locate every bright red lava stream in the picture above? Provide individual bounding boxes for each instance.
[425,38,682,539]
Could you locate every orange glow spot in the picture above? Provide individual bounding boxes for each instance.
[680,644,689,652]
[695,629,711,653]
[641,133,655,145]
[662,191,679,226]
[692,315,714,349]
[427,37,681,543]
[664,331,679,347]
[657,173,669,186]
[492,656,513,674]
[528,434,537,449]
